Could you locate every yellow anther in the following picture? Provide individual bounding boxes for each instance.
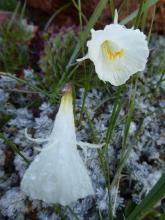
[102,40,124,61]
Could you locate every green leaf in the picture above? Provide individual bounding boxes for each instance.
[0,72,49,98]
[108,0,115,18]
[127,174,165,220]
[124,201,136,217]
[67,0,108,68]
[147,5,156,42]
[122,79,137,149]
[53,205,67,220]
[110,115,144,190]
[120,0,159,25]
[66,206,80,220]
[134,0,145,29]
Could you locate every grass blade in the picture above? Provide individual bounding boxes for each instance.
[122,80,137,150]
[127,174,165,220]
[7,0,21,30]
[120,0,159,25]
[105,86,124,148]
[134,0,145,28]
[0,72,50,97]
[103,86,124,220]
[53,205,67,220]
[147,5,156,42]
[0,133,30,165]
[110,117,144,190]
[66,0,108,68]
[44,3,71,31]
[71,0,87,23]
[108,0,115,18]
[66,206,80,220]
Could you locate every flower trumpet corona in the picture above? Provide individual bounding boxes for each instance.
[77,10,149,86]
[21,83,101,205]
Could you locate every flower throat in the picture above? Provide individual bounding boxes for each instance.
[101,40,124,60]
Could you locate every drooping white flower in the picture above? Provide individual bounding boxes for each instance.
[21,83,101,206]
[77,10,149,86]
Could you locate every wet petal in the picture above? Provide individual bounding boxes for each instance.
[21,87,94,205]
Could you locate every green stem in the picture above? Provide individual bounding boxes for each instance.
[0,72,49,97]
[0,133,30,165]
[108,0,115,19]
[134,0,145,29]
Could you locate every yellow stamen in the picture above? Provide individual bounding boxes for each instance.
[102,40,124,60]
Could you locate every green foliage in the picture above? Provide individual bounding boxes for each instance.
[67,0,108,68]
[124,204,162,220]
[0,133,30,164]
[120,0,159,26]
[38,28,102,103]
[0,19,34,73]
[127,174,165,220]
[39,30,78,100]
[40,31,77,82]
[124,201,137,217]
[0,0,17,11]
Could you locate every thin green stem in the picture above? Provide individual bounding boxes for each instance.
[0,72,50,97]
[66,206,80,220]
[147,5,156,42]
[66,0,108,69]
[20,0,27,19]
[141,7,148,31]
[0,133,30,165]
[134,0,145,29]
[118,0,127,13]
[78,89,87,126]
[108,0,115,19]
[78,0,83,33]
[106,87,124,220]
[110,78,139,191]
[110,117,144,190]
[7,1,21,31]
[44,3,71,31]
[71,0,88,23]
[53,205,67,220]
[122,79,137,150]
[120,0,158,26]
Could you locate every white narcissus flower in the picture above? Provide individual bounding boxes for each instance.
[21,84,101,205]
[77,10,149,86]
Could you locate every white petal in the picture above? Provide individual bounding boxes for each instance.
[95,59,131,86]
[102,25,149,70]
[86,24,149,86]
[25,128,49,143]
[94,63,126,86]
[87,29,109,63]
[21,91,94,205]
[21,141,94,205]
